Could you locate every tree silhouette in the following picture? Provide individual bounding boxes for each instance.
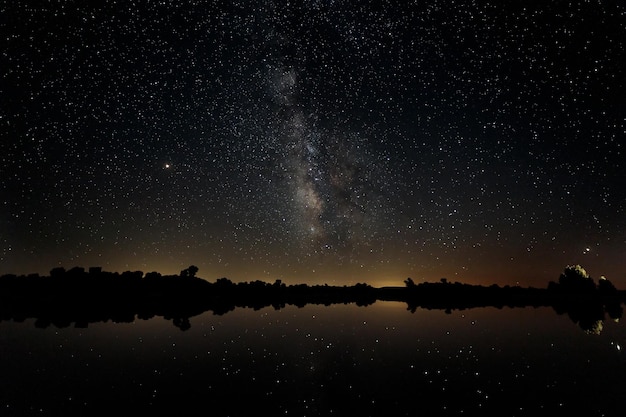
[50,267,65,278]
[180,265,199,278]
[558,264,597,293]
[598,276,618,295]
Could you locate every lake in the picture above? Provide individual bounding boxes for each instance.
[1,302,625,416]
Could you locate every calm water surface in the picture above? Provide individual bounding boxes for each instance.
[1,302,625,416]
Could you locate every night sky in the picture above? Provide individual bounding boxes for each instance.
[2,1,625,287]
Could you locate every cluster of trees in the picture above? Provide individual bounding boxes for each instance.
[0,265,378,330]
[0,264,623,333]
[547,264,619,296]
[397,265,623,333]
[547,265,622,333]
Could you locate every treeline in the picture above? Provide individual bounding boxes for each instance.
[390,265,624,333]
[0,266,377,330]
[0,264,623,333]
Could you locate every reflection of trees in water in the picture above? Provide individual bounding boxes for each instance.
[553,299,620,334]
[173,317,191,331]
[0,264,623,333]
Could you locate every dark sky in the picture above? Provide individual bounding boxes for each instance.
[2,1,625,287]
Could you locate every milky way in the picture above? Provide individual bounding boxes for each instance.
[2,1,625,286]
[273,66,388,256]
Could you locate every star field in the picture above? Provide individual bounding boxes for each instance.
[2,1,625,286]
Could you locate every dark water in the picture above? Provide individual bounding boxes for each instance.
[1,302,625,416]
